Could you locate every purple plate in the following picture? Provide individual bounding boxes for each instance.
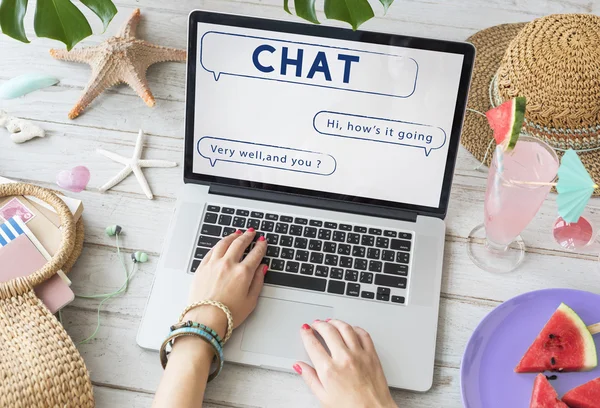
[461,288,600,407]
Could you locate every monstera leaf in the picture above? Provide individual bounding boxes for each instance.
[0,0,117,49]
[285,0,394,30]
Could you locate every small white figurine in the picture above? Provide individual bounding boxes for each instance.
[0,110,45,143]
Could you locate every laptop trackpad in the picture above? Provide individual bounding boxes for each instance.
[241,297,333,359]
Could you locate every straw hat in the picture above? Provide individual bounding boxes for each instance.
[462,14,600,195]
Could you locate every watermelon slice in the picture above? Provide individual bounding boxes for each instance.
[515,303,597,373]
[530,374,569,408]
[486,96,526,151]
[562,377,600,408]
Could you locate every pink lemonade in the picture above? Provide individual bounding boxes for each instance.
[484,137,559,248]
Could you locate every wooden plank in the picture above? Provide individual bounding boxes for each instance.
[4,0,593,114]
[0,121,182,191]
[108,0,595,34]
[68,242,599,372]
[0,186,176,255]
[93,385,233,407]
[387,0,596,14]
[0,6,188,102]
[1,2,595,139]
[0,0,474,108]
[93,386,155,408]
[391,365,462,408]
[1,123,598,315]
[67,245,157,316]
[66,236,599,328]
[3,163,593,286]
[62,305,464,407]
[92,364,464,408]
[0,174,600,306]
[0,41,187,103]
[62,236,598,389]
[3,3,599,407]
[1,121,598,257]
[0,85,185,138]
[108,0,598,23]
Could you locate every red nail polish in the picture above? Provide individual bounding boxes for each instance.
[248,227,255,232]
[325,318,332,322]
[235,229,242,234]
[301,323,310,330]
[258,235,266,242]
[292,364,302,375]
[313,319,320,323]
[263,265,268,275]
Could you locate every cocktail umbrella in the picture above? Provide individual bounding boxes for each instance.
[556,149,599,223]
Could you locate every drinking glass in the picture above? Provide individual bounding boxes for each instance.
[467,136,559,273]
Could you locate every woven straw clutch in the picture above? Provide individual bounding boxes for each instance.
[0,183,94,408]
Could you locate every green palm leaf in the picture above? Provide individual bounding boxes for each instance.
[80,0,117,31]
[284,0,320,24]
[0,0,117,49]
[34,0,92,50]
[2,0,389,49]
[286,0,394,30]
[0,0,30,43]
[324,0,374,30]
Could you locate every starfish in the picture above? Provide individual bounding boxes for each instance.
[50,8,186,119]
[97,129,177,199]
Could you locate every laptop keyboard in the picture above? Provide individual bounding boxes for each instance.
[189,204,413,305]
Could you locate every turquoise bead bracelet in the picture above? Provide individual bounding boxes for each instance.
[170,327,224,361]
[170,320,224,348]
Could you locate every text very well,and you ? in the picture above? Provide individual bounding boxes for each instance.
[197,137,337,176]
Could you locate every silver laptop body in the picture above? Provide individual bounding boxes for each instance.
[137,10,475,392]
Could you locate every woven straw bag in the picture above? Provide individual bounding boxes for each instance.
[0,183,94,408]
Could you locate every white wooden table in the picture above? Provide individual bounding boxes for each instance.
[1,1,599,406]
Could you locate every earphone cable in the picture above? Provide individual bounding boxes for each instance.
[75,234,136,299]
[59,233,140,344]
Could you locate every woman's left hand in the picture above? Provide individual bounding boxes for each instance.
[184,228,268,336]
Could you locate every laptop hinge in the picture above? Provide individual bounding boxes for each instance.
[208,184,419,223]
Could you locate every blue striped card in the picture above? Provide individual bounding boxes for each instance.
[0,216,26,247]
[0,216,71,285]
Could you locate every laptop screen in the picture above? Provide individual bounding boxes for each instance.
[187,14,474,215]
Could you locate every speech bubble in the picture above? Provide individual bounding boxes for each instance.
[313,111,447,156]
[197,137,337,176]
[200,31,418,98]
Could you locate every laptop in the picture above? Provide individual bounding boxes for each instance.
[137,10,475,392]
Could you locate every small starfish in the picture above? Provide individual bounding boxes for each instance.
[97,129,177,199]
[50,8,186,119]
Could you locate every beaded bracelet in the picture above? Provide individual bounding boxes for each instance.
[160,327,224,381]
[179,300,233,344]
[170,321,224,348]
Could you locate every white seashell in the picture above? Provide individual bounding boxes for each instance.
[0,110,45,143]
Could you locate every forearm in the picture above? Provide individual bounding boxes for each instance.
[153,337,213,407]
[153,308,228,408]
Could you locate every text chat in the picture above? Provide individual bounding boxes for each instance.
[200,31,418,98]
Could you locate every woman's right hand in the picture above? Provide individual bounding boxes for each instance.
[294,319,397,408]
